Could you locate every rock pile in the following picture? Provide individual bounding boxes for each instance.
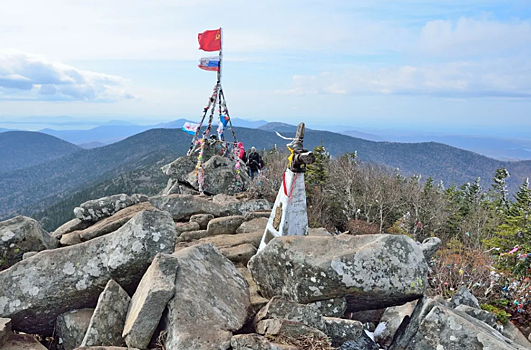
[0,189,530,350]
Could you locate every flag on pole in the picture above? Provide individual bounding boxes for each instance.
[198,28,221,51]
[182,122,200,135]
[198,57,220,71]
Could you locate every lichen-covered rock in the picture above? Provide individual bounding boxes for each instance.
[306,298,347,318]
[161,156,197,180]
[56,309,94,350]
[150,194,222,220]
[248,234,428,309]
[230,334,297,350]
[236,217,268,234]
[189,214,214,230]
[418,237,441,260]
[222,199,271,217]
[164,244,250,350]
[244,211,272,221]
[374,301,416,348]
[1,334,48,350]
[450,286,480,309]
[254,296,325,330]
[0,318,11,348]
[255,319,327,340]
[323,317,364,346]
[80,280,130,347]
[238,267,269,314]
[0,209,177,335]
[219,243,257,264]
[175,231,263,253]
[390,297,527,350]
[0,216,58,270]
[123,253,178,349]
[74,194,142,223]
[52,219,91,239]
[455,304,500,331]
[207,215,245,235]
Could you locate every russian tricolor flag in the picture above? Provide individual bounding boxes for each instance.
[198,56,220,72]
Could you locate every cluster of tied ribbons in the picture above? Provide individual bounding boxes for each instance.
[183,28,242,194]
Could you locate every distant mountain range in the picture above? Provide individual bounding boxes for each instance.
[0,131,82,173]
[2,126,531,227]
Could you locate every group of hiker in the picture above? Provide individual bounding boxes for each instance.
[236,142,264,180]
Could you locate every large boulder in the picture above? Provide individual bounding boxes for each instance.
[164,244,250,350]
[374,301,417,348]
[0,216,58,270]
[74,194,146,223]
[0,209,177,335]
[390,297,527,350]
[161,156,197,180]
[123,253,178,349]
[450,286,480,309]
[56,309,94,350]
[248,234,428,309]
[80,280,130,347]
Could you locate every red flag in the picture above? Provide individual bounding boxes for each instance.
[198,28,221,51]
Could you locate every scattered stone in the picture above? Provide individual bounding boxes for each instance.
[22,251,38,260]
[213,193,240,205]
[418,237,441,260]
[374,301,417,348]
[60,231,83,246]
[0,318,11,348]
[219,243,257,264]
[323,317,364,346]
[450,286,480,309]
[0,209,177,335]
[81,280,130,347]
[189,214,214,230]
[175,221,201,236]
[0,334,47,350]
[0,215,58,270]
[150,194,222,220]
[238,267,269,314]
[75,202,156,242]
[222,199,271,217]
[338,333,380,350]
[308,228,332,236]
[123,253,178,349]
[52,219,91,239]
[248,234,428,309]
[56,309,94,350]
[255,319,327,340]
[74,194,141,223]
[230,334,297,350]
[254,296,325,330]
[164,244,250,350]
[244,211,272,221]
[207,215,245,235]
[179,230,210,242]
[236,217,268,234]
[307,298,347,318]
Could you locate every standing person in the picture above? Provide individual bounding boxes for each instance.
[247,146,263,180]
[237,142,247,162]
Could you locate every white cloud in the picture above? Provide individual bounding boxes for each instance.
[420,17,531,56]
[0,49,133,102]
[280,59,531,98]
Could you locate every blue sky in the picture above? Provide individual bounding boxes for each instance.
[0,0,530,134]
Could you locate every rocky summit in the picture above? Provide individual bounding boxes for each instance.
[0,164,530,350]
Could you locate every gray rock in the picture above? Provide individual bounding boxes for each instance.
[175,231,263,253]
[236,217,268,234]
[179,229,210,242]
[244,211,272,221]
[390,297,527,350]
[455,304,500,331]
[222,199,271,217]
[450,286,480,309]
[185,156,250,195]
[81,280,130,347]
[207,215,245,235]
[248,234,428,309]
[308,228,332,236]
[161,156,197,180]
[338,333,380,350]
[0,209,177,335]
[164,244,250,350]
[213,193,240,205]
[1,334,47,350]
[53,219,91,239]
[123,253,178,349]
[0,216,58,270]
[219,243,257,265]
[323,317,364,346]
[130,194,148,203]
[255,319,327,340]
[73,347,140,350]
[150,194,222,220]
[501,320,531,349]
[419,237,442,260]
[238,267,269,315]
[189,214,214,230]
[56,309,94,350]
[0,318,11,348]
[74,194,139,223]
[22,251,38,260]
[374,301,417,348]
[306,298,347,317]
[174,222,201,236]
[255,296,325,330]
[60,231,83,246]
[230,334,297,350]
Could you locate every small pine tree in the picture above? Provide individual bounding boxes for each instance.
[489,168,510,213]
[305,144,330,189]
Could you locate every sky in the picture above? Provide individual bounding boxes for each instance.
[0,0,530,135]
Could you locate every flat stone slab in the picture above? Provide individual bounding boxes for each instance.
[81,280,130,347]
[123,253,178,349]
[0,209,177,335]
[207,215,245,235]
[56,308,94,350]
